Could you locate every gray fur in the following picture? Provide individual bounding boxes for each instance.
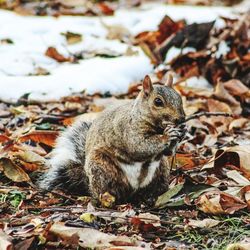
[39,78,186,204]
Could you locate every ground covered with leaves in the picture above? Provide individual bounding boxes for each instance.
[0,1,250,250]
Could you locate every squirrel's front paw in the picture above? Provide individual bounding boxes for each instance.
[163,124,187,156]
[164,124,186,142]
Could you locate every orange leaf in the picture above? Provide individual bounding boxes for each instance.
[45,47,72,63]
[0,134,11,143]
[18,160,40,172]
[98,3,114,15]
[19,130,59,147]
[175,153,197,170]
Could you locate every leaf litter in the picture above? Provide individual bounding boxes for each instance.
[0,1,250,249]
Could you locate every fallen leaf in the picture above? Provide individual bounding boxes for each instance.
[138,213,161,227]
[158,21,214,61]
[226,170,250,186]
[175,153,198,170]
[223,79,249,96]
[0,230,12,250]
[229,118,248,131]
[15,150,45,165]
[31,67,50,76]
[19,130,59,147]
[130,213,160,232]
[207,98,232,113]
[80,213,96,223]
[155,183,184,208]
[0,134,11,143]
[203,145,250,179]
[50,222,134,248]
[188,218,220,228]
[12,237,34,250]
[45,47,73,63]
[214,81,242,115]
[0,158,30,182]
[18,160,40,172]
[99,192,115,208]
[0,38,13,44]
[102,21,131,42]
[98,2,114,16]
[61,31,82,45]
[196,191,247,214]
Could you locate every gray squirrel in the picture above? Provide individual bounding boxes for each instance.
[39,75,186,205]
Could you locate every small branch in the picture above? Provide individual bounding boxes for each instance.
[185,112,232,123]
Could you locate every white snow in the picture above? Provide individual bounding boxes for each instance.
[186,76,212,89]
[0,2,236,101]
[165,47,196,64]
[215,41,231,58]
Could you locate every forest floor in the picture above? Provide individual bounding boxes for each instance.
[0,1,250,249]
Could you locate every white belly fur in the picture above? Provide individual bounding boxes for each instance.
[120,161,160,190]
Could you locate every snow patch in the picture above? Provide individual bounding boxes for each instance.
[215,41,231,58]
[0,3,236,101]
[165,47,196,63]
[186,77,212,89]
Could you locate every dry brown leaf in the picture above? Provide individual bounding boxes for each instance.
[14,143,48,156]
[97,2,114,16]
[50,222,134,248]
[241,185,250,210]
[18,160,40,172]
[102,21,131,42]
[227,170,250,186]
[176,85,213,99]
[15,150,45,164]
[223,79,249,96]
[196,191,247,214]
[202,145,250,179]
[226,146,250,179]
[61,31,82,45]
[45,47,73,63]
[0,230,12,250]
[229,118,249,130]
[137,213,161,227]
[0,158,30,182]
[214,81,242,115]
[0,135,11,143]
[19,130,59,147]
[13,237,34,250]
[207,98,232,113]
[175,153,196,170]
[188,218,220,228]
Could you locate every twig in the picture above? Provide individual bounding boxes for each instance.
[185,112,232,122]
[39,188,78,203]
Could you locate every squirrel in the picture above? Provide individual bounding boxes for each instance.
[39,75,186,205]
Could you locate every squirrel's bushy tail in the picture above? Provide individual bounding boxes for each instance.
[38,121,91,194]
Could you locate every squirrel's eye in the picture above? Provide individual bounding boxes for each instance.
[154,98,164,107]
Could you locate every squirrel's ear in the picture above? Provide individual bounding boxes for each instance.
[142,75,153,96]
[165,73,173,88]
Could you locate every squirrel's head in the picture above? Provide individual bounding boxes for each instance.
[138,75,185,129]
